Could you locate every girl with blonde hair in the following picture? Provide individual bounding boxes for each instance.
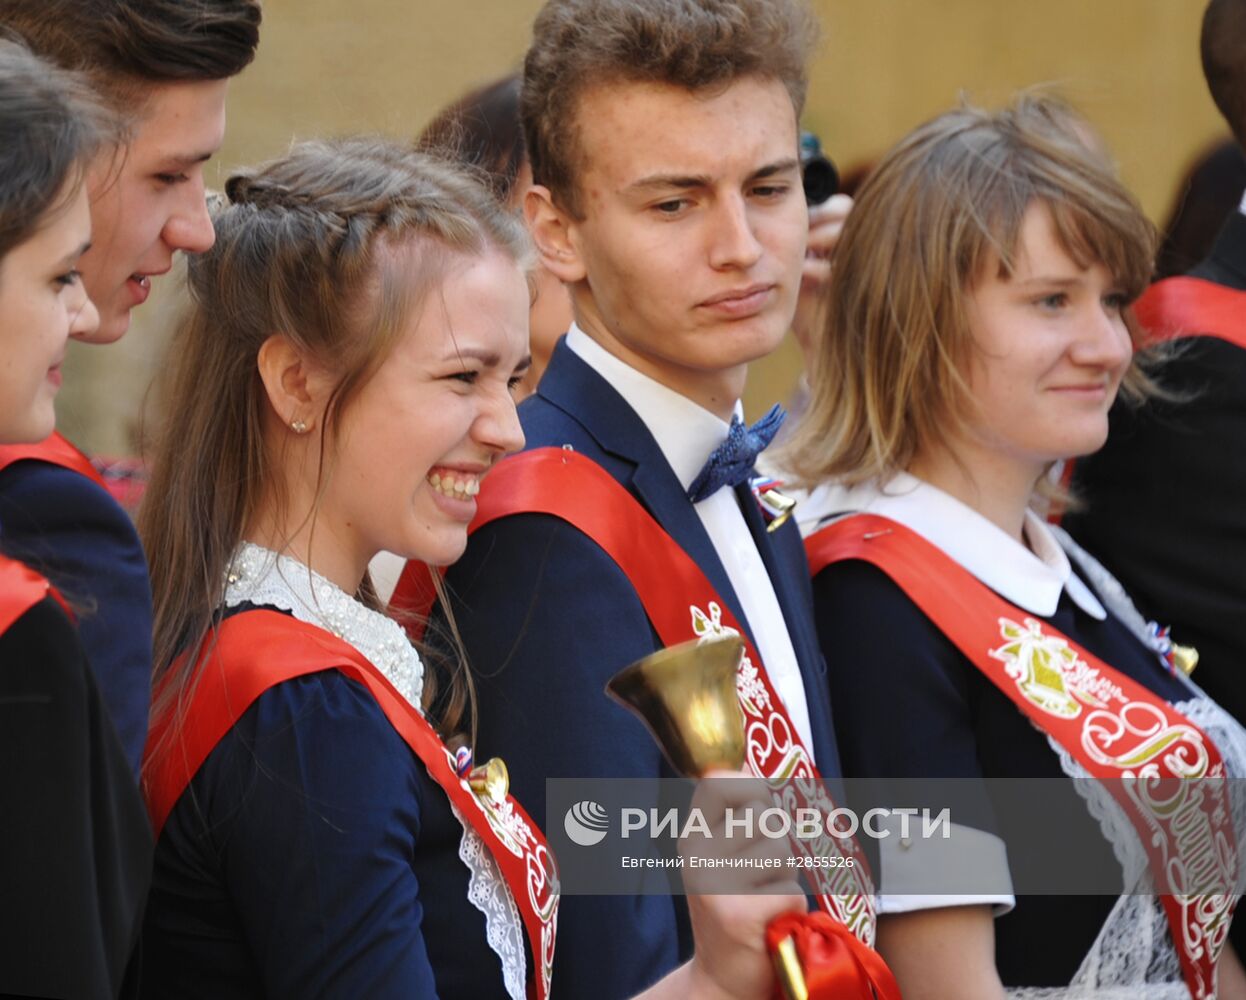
[784,95,1246,998]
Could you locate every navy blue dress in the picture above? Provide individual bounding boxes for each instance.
[142,608,512,999]
[813,558,1195,987]
[0,457,153,775]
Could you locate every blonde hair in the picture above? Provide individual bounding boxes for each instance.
[140,137,531,760]
[780,95,1157,490]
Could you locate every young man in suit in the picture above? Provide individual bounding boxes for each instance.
[0,0,262,775]
[431,1,868,995]
[1066,0,1246,722]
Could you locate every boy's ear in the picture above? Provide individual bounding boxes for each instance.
[525,185,587,284]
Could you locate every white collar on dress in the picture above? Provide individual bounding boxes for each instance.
[222,542,528,1000]
[223,541,425,707]
[796,472,1107,620]
[565,323,744,492]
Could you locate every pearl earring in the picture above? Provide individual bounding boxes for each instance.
[291,419,308,434]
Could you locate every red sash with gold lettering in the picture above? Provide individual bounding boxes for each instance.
[1135,276,1246,350]
[465,449,888,948]
[0,431,107,488]
[806,513,1238,1000]
[143,610,559,1000]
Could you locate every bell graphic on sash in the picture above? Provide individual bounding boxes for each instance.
[606,637,814,1000]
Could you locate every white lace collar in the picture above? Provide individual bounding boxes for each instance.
[222,542,526,1000]
[795,472,1107,621]
[224,541,424,706]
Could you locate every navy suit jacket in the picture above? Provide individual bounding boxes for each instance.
[442,339,839,999]
[0,458,153,776]
[1067,209,1246,724]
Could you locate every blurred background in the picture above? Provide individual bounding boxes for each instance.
[59,0,1231,457]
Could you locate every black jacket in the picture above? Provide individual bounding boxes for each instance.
[1067,207,1246,721]
[0,582,151,999]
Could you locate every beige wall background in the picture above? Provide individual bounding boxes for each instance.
[59,0,1231,456]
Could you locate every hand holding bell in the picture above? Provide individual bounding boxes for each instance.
[607,637,815,999]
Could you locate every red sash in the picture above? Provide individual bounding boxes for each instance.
[1135,276,1246,350]
[143,610,559,1000]
[468,449,897,998]
[807,513,1238,1000]
[390,552,442,640]
[470,450,888,936]
[0,431,107,489]
[0,554,59,634]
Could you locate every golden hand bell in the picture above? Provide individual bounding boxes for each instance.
[605,636,746,776]
[759,488,798,533]
[605,637,809,1000]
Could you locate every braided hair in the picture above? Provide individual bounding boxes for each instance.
[140,137,531,759]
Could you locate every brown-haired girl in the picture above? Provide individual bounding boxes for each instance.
[0,38,151,1000]
[137,136,547,998]
[783,95,1246,998]
[139,137,803,1000]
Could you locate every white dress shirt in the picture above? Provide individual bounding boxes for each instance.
[567,325,815,759]
[794,472,1109,916]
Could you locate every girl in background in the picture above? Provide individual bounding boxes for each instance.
[418,73,572,398]
[0,38,149,1000]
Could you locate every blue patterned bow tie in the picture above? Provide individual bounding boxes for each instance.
[686,404,786,504]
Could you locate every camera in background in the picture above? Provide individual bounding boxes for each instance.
[800,131,839,206]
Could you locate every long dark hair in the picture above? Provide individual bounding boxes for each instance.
[0,36,111,260]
